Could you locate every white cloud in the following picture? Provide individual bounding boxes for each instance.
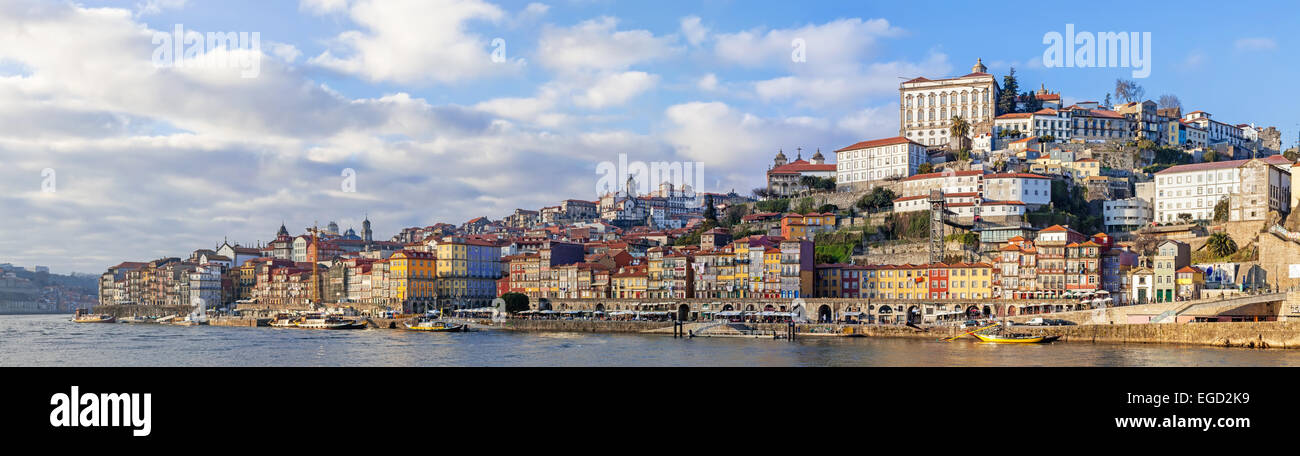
[299,0,350,15]
[680,16,709,46]
[135,0,188,16]
[753,53,951,108]
[308,0,519,84]
[696,73,718,91]
[1235,37,1277,51]
[537,16,678,72]
[713,18,902,74]
[574,71,659,109]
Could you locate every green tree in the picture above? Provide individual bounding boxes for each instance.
[949,115,971,151]
[1213,198,1229,222]
[856,186,898,212]
[702,194,717,221]
[917,163,934,174]
[1206,232,1238,258]
[794,197,816,214]
[1178,213,1193,224]
[1202,149,1218,163]
[998,67,1020,114]
[500,292,530,314]
[1020,90,1043,112]
[722,204,747,227]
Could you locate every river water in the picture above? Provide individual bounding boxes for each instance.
[5,314,1300,366]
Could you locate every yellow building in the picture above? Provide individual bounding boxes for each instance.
[945,262,993,299]
[389,250,436,313]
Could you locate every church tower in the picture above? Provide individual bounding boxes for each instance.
[362,215,372,243]
[971,57,987,74]
[773,149,788,167]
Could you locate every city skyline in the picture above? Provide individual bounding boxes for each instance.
[2,0,1298,273]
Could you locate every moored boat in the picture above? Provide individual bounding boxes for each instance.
[972,332,1060,344]
[72,310,116,323]
[404,318,466,332]
[295,314,366,330]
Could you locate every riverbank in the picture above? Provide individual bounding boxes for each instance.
[480,319,1300,349]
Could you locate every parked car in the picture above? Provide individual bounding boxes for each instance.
[960,320,981,329]
[1025,317,1045,326]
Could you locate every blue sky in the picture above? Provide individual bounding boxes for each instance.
[2,0,1297,273]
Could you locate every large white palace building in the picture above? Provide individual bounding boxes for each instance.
[899,58,1000,147]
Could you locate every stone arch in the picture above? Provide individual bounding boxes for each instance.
[595,303,605,313]
[817,305,832,323]
[537,298,552,311]
[677,304,690,321]
[1007,305,1018,316]
[906,305,921,325]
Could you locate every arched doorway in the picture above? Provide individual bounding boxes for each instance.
[982,305,991,317]
[722,304,734,311]
[906,305,921,325]
[677,304,690,321]
[537,298,552,311]
[595,303,605,313]
[1007,306,1018,316]
[817,305,832,323]
[966,305,980,318]
[878,305,893,324]
[764,304,775,312]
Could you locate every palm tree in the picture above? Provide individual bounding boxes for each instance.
[949,116,971,151]
[1206,232,1238,258]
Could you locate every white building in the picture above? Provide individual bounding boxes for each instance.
[982,173,1053,209]
[188,265,223,310]
[1103,197,1154,232]
[1182,111,1249,149]
[834,137,929,192]
[1153,156,1292,222]
[899,58,1000,147]
[993,109,1073,145]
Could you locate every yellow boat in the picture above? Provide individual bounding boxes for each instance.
[972,332,1060,344]
[404,319,467,332]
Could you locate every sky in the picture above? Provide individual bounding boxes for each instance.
[2,0,1298,274]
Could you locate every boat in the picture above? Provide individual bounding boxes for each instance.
[269,313,300,327]
[972,332,1061,344]
[295,314,366,330]
[119,315,156,324]
[404,318,467,332]
[72,310,116,323]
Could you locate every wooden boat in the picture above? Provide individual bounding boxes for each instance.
[404,318,467,332]
[972,332,1060,344]
[295,314,366,330]
[119,316,156,324]
[73,314,116,323]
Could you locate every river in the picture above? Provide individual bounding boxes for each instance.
[5,314,1300,366]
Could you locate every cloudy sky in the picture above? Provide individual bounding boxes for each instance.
[2,0,1297,273]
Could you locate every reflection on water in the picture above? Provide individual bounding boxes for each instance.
[4,314,1300,366]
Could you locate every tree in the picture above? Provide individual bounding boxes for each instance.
[1157,94,1182,111]
[702,194,717,222]
[1202,149,1218,163]
[1178,213,1193,224]
[751,187,771,199]
[817,204,839,214]
[1132,229,1158,256]
[722,204,747,227]
[794,197,816,214]
[1284,147,1299,162]
[856,186,898,212]
[1206,232,1238,258]
[1213,198,1229,222]
[998,67,1020,114]
[917,163,934,174]
[949,115,971,150]
[1103,93,1112,107]
[1020,91,1043,112]
[500,292,530,314]
[1114,79,1145,104]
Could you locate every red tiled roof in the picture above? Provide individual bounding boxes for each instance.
[900,170,983,182]
[768,159,836,174]
[984,172,1050,180]
[834,136,922,152]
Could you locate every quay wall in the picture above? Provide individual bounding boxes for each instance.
[495,319,675,333]
[209,317,268,327]
[487,319,1300,349]
[93,304,190,318]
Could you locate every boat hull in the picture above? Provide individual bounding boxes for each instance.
[973,333,1059,344]
[73,316,116,323]
[404,322,466,332]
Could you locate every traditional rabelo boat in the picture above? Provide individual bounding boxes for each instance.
[72,309,116,323]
